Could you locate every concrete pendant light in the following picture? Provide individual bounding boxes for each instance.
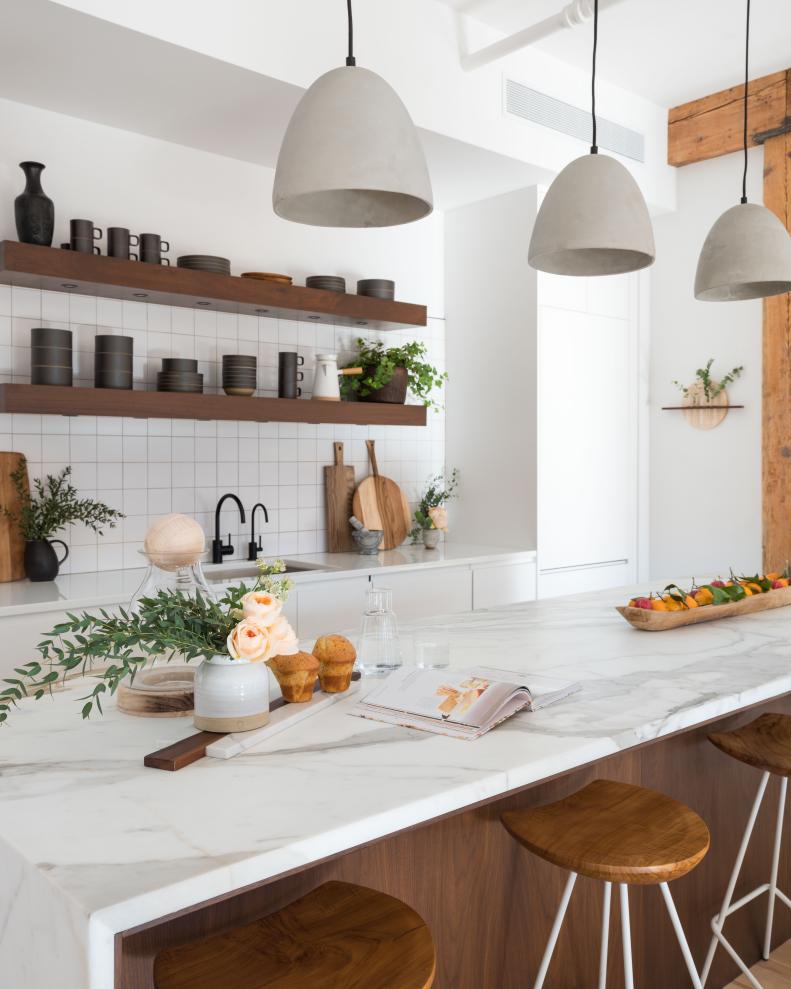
[273,0,432,228]
[528,0,654,276]
[695,0,791,301]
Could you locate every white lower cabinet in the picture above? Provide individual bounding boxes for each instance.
[293,576,370,640]
[472,562,537,610]
[371,567,473,621]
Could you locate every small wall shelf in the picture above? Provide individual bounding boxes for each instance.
[0,241,427,331]
[0,384,428,427]
[661,405,744,411]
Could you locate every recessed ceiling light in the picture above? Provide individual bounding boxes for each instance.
[133,292,148,298]
[308,314,320,320]
[61,283,78,289]
[256,309,270,315]
[356,320,368,326]
[196,301,211,307]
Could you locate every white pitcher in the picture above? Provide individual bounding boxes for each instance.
[312,353,362,401]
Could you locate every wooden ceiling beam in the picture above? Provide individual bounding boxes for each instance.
[668,70,789,167]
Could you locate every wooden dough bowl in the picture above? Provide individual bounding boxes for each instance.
[617,584,791,631]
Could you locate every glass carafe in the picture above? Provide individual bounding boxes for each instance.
[357,587,402,677]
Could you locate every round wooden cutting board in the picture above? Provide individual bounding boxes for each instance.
[352,440,411,550]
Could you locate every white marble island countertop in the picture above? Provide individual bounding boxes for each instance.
[2,582,791,989]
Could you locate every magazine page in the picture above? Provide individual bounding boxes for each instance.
[359,667,529,729]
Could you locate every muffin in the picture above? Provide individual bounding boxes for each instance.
[266,652,319,703]
[313,634,357,694]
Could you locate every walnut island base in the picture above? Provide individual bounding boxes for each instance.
[117,694,791,989]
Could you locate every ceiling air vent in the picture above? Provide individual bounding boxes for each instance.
[505,78,645,163]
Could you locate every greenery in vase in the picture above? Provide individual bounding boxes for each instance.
[0,461,123,541]
[0,559,296,724]
[673,358,743,403]
[410,468,459,541]
[340,338,448,409]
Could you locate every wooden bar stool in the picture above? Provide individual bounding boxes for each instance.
[502,779,710,988]
[702,713,791,989]
[153,880,436,989]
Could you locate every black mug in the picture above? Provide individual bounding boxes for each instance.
[139,233,170,265]
[70,219,102,253]
[278,352,304,399]
[107,227,139,261]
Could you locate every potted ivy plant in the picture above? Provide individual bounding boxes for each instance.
[0,461,123,581]
[410,468,459,549]
[340,338,447,408]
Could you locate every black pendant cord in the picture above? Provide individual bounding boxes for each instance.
[591,0,599,154]
[346,0,356,66]
[741,0,750,203]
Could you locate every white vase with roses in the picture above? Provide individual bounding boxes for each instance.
[194,588,299,732]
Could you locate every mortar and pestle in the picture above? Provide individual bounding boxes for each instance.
[349,516,384,555]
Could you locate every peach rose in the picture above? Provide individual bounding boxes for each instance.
[227,618,272,663]
[268,615,299,656]
[241,591,283,623]
[428,506,448,531]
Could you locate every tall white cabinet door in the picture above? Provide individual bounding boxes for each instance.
[537,272,639,597]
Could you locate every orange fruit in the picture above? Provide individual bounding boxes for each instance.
[651,599,668,611]
[662,596,684,612]
[694,587,714,606]
[684,595,698,608]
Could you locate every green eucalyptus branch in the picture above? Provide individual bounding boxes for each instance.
[0,560,292,724]
[0,461,123,541]
[673,358,743,403]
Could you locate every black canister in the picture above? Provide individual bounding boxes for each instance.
[31,327,72,386]
[278,352,304,399]
[94,334,133,389]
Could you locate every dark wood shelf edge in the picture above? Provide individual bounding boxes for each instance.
[661,405,745,410]
[0,241,427,331]
[0,384,428,427]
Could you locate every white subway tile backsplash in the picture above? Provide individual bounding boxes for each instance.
[7,285,444,572]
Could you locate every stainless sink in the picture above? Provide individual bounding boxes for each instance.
[203,560,332,583]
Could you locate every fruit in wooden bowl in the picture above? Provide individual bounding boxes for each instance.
[620,571,791,631]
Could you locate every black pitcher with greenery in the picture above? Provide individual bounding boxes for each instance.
[341,339,447,408]
[0,462,123,581]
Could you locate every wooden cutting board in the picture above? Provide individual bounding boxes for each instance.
[352,440,411,550]
[324,442,355,552]
[0,453,28,582]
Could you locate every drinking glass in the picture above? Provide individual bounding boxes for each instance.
[357,587,402,676]
[414,629,450,670]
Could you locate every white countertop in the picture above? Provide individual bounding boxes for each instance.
[3,582,791,989]
[0,543,533,617]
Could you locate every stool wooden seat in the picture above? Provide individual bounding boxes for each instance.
[502,778,710,885]
[503,779,709,988]
[153,881,436,989]
[709,712,791,777]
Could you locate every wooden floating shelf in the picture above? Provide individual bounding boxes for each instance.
[0,241,426,331]
[0,384,427,427]
[661,405,744,410]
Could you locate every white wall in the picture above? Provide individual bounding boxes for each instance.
[445,187,538,549]
[0,97,446,573]
[650,149,763,579]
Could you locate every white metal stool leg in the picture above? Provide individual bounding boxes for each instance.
[599,882,611,989]
[659,882,704,989]
[533,871,577,989]
[619,884,634,989]
[701,771,770,987]
[764,775,788,959]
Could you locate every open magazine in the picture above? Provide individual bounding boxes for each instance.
[349,666,580,740]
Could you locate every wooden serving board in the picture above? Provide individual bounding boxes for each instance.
[324,441,355,552]
[617,584,791,631]
[0,452,28,582]
[144,671,361,770]
[117,666,195,718]
[352,439,411,550]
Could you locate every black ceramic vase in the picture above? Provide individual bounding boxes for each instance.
[24,539,69,582]
[15,162,54,247]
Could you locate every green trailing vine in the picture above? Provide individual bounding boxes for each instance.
[341,338,447,409]
[673,358,743,403]
[0,560,291,724]
[0,461,123,541]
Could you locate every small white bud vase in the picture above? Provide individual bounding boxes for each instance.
[193,655,270,732]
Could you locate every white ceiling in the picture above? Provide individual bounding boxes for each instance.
[0,0,547,211]
[441,0,791,106]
